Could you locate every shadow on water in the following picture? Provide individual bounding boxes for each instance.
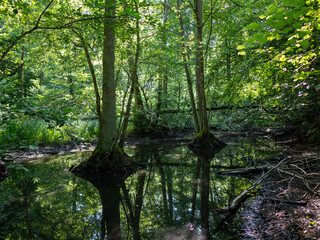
[0,137,284,239]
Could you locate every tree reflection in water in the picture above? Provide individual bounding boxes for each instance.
[0,138,280,239]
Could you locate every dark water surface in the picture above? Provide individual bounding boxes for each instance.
[0,137,283,239]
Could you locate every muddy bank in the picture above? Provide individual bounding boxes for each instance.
[241,143,320,239]
[2,129,193,162]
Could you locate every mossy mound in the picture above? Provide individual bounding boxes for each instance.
[188,131,226,159]
[70,148,139,176]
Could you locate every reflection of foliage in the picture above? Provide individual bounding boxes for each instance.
[0,153,102,240]
[0,138,280,239]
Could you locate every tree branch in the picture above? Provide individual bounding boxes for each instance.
[0,0,54,65]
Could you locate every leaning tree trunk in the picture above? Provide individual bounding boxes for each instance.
[18,43,25,98]
[77,32,102,126]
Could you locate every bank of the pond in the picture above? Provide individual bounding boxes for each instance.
[2,129,193,162]
[2,127,292,162]
[241,143,320,239]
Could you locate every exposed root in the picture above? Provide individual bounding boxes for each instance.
[188,131,226,158]
[70,148,138,176]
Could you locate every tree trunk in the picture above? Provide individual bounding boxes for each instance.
[39,71,44,86]
[97,0,117,154]
[68,73,74,99]
[78,33,102,126]
[194,0,209,134]
[70,0,120,172]
[177,0,200,133]
[132,0,143,111]
[18,44,25,98]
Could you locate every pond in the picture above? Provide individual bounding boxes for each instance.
[0,136,284,240]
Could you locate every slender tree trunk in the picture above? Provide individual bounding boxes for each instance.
[18,44,25,98]
[119,78,134,148]
[68,73,74,99]
[177,0,200,133]
[194,0,209,133]
[162,0,169,108]
[156,77,163,113]
[226,40,231,83]
[120,0,143,144]
[132,0,143,111]
[156,0,169,117]
[78,33,102,125]
[39,71,44,86]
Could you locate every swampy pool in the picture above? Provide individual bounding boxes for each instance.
[0,137,283,239]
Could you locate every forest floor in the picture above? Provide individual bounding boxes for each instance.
[3,127,320,239]
[240,140,320,239]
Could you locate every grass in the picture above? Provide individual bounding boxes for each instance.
[0,118,99,149]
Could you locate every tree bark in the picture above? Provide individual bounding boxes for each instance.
[194,0,209,133]
[177,0,200,133]
[78,32,102,126]
[18,44,25,98]
[97,0,117,154]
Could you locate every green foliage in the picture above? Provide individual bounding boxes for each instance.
[0,119,99,149]
[131,110,153,134]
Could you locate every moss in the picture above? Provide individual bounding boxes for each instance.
[70,144,138,176]
[188,131,226,159]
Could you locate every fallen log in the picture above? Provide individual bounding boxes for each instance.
[80,105,266,120]
[158,105,261,114]
[215,166,268,178]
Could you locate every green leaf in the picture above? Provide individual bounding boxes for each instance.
[237,45,246,50]
[300,40,309,47]
[267,5,278,14]
[245,22,261,30]
[238,51,246,56]
[293,22,302,28]
[283,0,304,7]
[28,145,39,150]
[252,33,268,44]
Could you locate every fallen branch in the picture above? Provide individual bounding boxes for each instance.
[212,158,289,234]
[215,166,268,178]
[268,197,307,206]
[158,105,261,114]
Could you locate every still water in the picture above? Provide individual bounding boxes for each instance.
[0,137,283,239]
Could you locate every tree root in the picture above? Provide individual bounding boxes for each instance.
[70,148,138,176]
[188,131,226,158]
